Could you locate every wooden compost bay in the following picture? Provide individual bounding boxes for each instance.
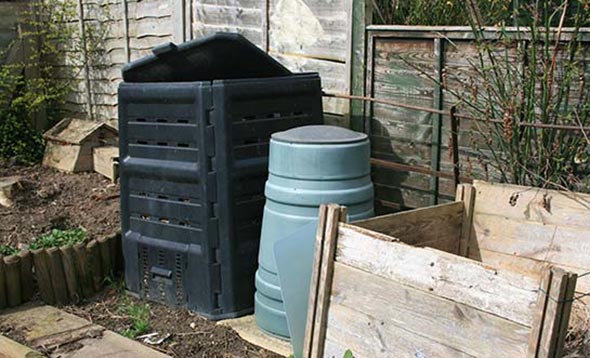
[304,181,590,358]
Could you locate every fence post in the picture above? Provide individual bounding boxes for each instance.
[348,0,372,133]
[76,0,93,120]
[430,38,445,205]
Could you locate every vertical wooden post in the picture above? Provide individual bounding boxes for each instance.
[0,256,7,309]
[430,37,445,206]
[61,245,81,303]
[73,242,94,298]
[122,0,130,63]
[87,240,103,292]
[303,205,328,358]
[309,204,342,358]
[4,255,22,307]
[47,247,69,305]
[18,250,34,302]
[261,0,270,52]
[348,0,372,132]
[172,0,187,43]
[32,249,55,304]
[76,0,93,120]
[455,184,475,258]
[98,236,113,278]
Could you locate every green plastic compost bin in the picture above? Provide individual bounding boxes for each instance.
[254,125,374,339]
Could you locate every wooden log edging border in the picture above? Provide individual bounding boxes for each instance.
[0,232,122,309]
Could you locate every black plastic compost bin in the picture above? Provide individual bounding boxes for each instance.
[118,33,323,320]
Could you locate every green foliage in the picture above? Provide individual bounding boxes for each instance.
[0,104,45,164]
[29,228,86,250]
[118,299,151,339]
[455,0,590,190]
[374,0,514,25]
[343,349,355,358]
[0,245,19,256]
[0,0,108,164]
[373,0,589,26]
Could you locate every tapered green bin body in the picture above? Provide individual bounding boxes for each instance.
[254,125,374,339]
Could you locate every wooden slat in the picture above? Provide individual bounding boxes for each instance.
[353,201,463,254]
[4,255,22,307]
[325,263,530,357]
[527,267,552,356]
[472,180,590,228]
[555,272,577,358]
[470,214,590,272]
[456,183,476,257]
[538,267,569,357]
[309,204,342,358]
[336,224,539,326]
[302,205,327,358]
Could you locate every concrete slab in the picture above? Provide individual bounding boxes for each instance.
[0,303,93,342]
[66,331,169,358]
[0,335,44,358]
[217,315,292,357]
[0,304,170,358]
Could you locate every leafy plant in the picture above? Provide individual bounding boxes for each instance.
[118,299,151,339]
[29,228,86,250]
[0,0,109,164]
[0,245,19,256]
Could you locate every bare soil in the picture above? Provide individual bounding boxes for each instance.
[64,284,282,358]
[0,163,120,247]
[0,163,283,357]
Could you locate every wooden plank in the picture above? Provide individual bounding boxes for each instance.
[325,299,476,358]
[326,263,530,357]
[353,201,463,254]
[303,205,328,358]
[98,236,114,278]
[309,204,342,358]
[455,183,476,257]
[470,213,590,272]
[472,180,590,228]
[217,315,291,357]
[555,272,577,358]
[537,267,569,357]
[527,267,552,356]
[337,224,539,326]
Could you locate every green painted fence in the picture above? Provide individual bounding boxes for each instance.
[356,25,590,213]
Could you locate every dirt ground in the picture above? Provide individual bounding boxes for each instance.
[0,163,120,247]
[0,163,282,357]
[63,284,281,358]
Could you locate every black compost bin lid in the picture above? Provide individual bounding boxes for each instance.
[122,33,291,83]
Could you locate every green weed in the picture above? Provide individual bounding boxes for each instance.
[29,228,86,250]
[0,245,19,256]
[118,299,151,339]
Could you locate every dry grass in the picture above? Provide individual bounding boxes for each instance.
[564,301,590,357]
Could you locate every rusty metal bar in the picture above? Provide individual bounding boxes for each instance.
[449,106,460,187]
[323,92,590,132]
[370,158,474,184]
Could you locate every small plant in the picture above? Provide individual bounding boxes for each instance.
[29,228,86,250]
[0,245,19,256]
[118,299,150,339]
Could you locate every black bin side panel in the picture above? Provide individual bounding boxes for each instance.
[119,82,219,314]
[212,74,324,314]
